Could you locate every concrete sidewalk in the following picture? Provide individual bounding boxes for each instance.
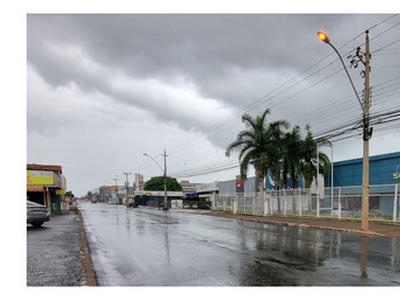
[27,212,81,286]
[190,210,400,239]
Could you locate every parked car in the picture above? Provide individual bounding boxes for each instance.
[198,203,211,210]
[27,200,50,227]
[126,200,138,208]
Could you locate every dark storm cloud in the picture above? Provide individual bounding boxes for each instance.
[26,13,400,196]
[27,13,395,136]
[28,14,387,95]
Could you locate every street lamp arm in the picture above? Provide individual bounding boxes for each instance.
[143,153,164,173]
[326,41,365,115]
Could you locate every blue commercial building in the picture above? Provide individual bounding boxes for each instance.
[262,151,400,190]
[328,151,400,187]
[328,151,400,217]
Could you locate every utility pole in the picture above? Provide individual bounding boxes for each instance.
[162,149,168,210]
[318,30,372,231]
[359,31,372,231]
[123,172,131,204]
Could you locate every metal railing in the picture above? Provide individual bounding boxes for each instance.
[214,184,399,222]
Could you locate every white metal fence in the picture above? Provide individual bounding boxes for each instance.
[214,184,399,222]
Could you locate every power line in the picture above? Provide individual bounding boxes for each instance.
[170,105,400,178]
[143,15,400,178]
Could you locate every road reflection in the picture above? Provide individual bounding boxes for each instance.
[232,220,400,286]
[360,235,368,279]
[80,203,400,286]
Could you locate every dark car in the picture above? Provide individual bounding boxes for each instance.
[126,200,138,208]
[27,200,50,227]
[198,203,211,210]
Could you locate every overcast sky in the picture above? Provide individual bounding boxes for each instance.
[24,11,400,196]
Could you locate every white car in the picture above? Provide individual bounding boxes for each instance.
[27,201,50,227]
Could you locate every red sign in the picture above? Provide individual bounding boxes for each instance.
[236,179,242,189]
[109,186,119,191]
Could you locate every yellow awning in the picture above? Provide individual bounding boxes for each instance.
[27,184,45,192]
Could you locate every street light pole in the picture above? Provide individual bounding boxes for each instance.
[143,151,169,210]
[123,172,131,204]
[318,30,372,231]
[162,149,168,210]
[113,177,119,203]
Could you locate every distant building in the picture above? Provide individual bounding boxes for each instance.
[135,173,144,191]
[196,182,219,201]
[99,185,135,203]
[219,176,257,196]
[180,180,196,193]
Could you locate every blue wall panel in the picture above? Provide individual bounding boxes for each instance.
[328,152,400,187]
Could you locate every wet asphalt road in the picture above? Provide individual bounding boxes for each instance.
[26,212,81,286]
[79,202,400,286]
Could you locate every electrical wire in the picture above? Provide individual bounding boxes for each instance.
[141,15,400,179]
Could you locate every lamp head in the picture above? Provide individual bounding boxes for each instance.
[317,31,330,43]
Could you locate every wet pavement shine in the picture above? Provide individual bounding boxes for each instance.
[79,202,400,286]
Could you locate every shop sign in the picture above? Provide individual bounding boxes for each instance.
[27,170,54,185]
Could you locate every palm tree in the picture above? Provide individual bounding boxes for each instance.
[301,125,331,189]
[225,109,272,191]
[265,119,290,190]
[226,109,331,200]
[282,125,303,189]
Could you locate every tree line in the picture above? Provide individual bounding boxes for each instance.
[225,108,331,191]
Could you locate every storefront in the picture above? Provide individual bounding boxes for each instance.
[27,164,67,214]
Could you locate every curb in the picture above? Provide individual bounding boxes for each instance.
[77,210,98,286]
[261,219,386,238]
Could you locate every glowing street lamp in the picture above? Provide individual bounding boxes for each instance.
[317,31,330,43]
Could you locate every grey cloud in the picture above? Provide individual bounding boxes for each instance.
[27,13,398,141]
[26,13,400,196]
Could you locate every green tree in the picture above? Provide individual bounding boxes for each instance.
[65,190,75,198]
[143,176,182,191]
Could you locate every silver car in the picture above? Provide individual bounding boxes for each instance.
[27,200,50,227]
